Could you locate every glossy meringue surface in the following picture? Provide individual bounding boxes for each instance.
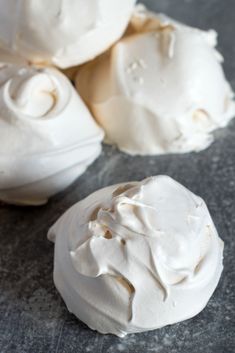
[0,0,136,68]
[48,175,224,337]
[76,5,235,155]
[0,64,103,205]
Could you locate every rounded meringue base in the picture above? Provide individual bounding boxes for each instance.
[0,148,101,206]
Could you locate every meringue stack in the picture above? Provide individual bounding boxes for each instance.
[76,5,235,155]
[0,0,142,205]
[48,176,224,337]
[0,65,103,205]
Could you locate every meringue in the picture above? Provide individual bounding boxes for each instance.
[76,5,235,155]
[0,64,103,205]
[0,0,136,68]
[48,175,224,337]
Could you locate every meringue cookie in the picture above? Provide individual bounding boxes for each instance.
[0,0,136,68]
[48,175,224,337]
[76,5,235,155]
[0,65,103,205]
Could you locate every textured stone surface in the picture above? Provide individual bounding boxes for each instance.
[0,0,235,352]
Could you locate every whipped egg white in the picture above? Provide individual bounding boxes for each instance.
[0,64,103,205]
[48,176,224,337]
[76,5,235,155]
[0,0,136,68]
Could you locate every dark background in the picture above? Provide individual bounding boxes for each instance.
[0,1,235,352]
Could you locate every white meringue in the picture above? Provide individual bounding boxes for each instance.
[48,175,224,337]
[76,5,235,155]
[0,0,136,68]
[0,65,103,205]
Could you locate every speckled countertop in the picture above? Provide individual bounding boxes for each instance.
[0,1,235,352]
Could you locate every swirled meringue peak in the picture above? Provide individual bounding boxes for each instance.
[0,64,103,205]
[76,5,235,155]
[48,175,224,337]
[0,0,136,68]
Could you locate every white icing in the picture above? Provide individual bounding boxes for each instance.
[0,0,136,68]
[48,176,224,337]
[76,5,235,155]
[0,64,104,205]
